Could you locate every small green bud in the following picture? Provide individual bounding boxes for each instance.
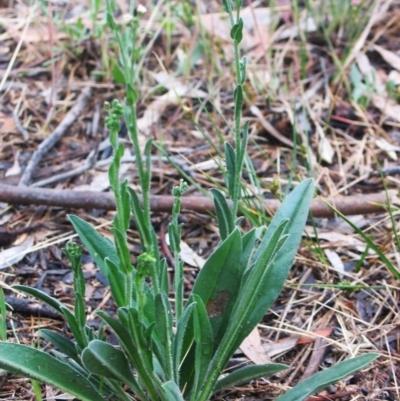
[137,252,156,278]
[64,241,83,259]
[172,180,188,197]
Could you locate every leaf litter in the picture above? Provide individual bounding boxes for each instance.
[0,0,399,400]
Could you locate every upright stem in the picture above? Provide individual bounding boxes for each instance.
[226,4,246,221]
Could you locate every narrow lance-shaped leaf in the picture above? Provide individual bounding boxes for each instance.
[224,142,236,199]
[105,258,126,308]
[173,302,196,382]
[60,306,87,350]
[0,343,103,401]
[192,229,243,348]
[12,285,65,315]
[214,363,288,393]
[162,381,185,401]
[211,188,234,241]
[112,226,133,274]
[276,353,379,401]
[191,295,213,399]
[122,308,163,398]
[154,293,174,380]
[82,340,147,400]
[216,219,290,361]
[128,187,152,251]
[143,139,153,193]
[237,120,249,171]
[233,85,243,131]
[69,215,119,277]
[96,310,160,401]
[243,179,314,335]
[40,329,80,365]
[198,181,315,401]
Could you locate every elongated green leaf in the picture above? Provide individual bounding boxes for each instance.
[120,308,162,399]
[224,142,236,199]
[192,229,242,347]
[230,17,244,43]
[211,189,234,241]
[240,227,260,272]
[69,215,119,276]
[173,302,196,381]
[105,258,126,307]
[143,139,153,192]
[192,295,213,398]
[112,226,133,274]
[119,179,131,233]
[142,280,156,326]
[12,285,64,314]
[40,329,80,364]
[197,180,315,401]
[214,363,288,393]
[108,140,124,193]
[219,220,290,358]
[128,187,152,250]
[96,310,160,401]
[276,354,379,401]
[74,292,86,330]
[243,179,315,340]
[0,343,103,401]
[60,306,87,350]
[82,340,131,380]
[234,85,243,125]
[162,380,185,401]
[237,120,249,169]
[96,310,136,361]
[82,340,146,400]
[155,293,173,380]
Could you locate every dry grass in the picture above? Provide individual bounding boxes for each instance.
[0,0,399,400]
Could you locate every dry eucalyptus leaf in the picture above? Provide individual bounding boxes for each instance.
[375,138,400,160]
[324,249,345,279]
[372,93,400,123]
[373,44,400,72]
[0,236,34,270]
[165,234,206,269]
[239,327,272,364]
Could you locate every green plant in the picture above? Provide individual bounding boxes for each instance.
[325,201,400,280]
[0,1,378,400]
[349,63,378,108]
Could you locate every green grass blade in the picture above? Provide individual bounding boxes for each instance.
[324,202,400,280]
[0,289,7,341]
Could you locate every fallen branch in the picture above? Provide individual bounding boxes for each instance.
[0,184,395,217]
[19,85,93,186]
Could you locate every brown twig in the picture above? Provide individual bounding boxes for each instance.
[0,184,396,217]
[18,85,93,186]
